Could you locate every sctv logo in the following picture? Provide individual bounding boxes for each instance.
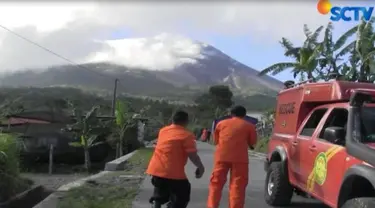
[317,0,374,21]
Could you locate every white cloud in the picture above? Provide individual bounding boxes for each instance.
[87,33,207,71]
[0,1,358,71]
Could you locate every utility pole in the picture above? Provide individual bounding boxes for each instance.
[111,79,119,116]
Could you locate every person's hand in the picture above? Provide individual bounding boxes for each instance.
[195,166,205,179]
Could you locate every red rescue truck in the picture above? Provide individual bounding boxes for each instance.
[264,79,375,208]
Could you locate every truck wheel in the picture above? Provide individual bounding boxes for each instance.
[264,162,293,206]
[342,197,375,208]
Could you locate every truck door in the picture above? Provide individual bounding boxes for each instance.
[292,107,328,189]
[307,107,347,205]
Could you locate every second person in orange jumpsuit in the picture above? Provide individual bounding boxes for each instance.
[207,105,257,208]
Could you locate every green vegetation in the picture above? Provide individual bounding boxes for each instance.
[255,18,375,153]
[194,85,235,127]
[57,148,153,208]
[67,106,105,171]
[258,18,375,82]
[254,138,270,153]
[58,177,138,208]
[122,148,154,175]
[0,133,33,202]
[0,84,245,174]
[112,101,141,158]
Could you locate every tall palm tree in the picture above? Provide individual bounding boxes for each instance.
[258,24,324,80]
[355,17,375,82]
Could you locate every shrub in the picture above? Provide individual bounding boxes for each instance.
[0,133,31,202]
[254,137,270,153]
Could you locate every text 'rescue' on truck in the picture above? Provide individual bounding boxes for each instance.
[264,78,375,208]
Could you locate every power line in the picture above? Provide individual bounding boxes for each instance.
[0,24,116,80]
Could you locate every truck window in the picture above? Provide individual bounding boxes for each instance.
[360,107,375,143]
[300,108,327,137]
[318,108,348,142]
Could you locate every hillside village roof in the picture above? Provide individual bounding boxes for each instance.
[6,111,74,123]
[5,111,149,124]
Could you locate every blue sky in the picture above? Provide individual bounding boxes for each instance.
[199,23,356,82]
[105,0,372,83]
[0,1,371,76]
[109,21,358,82]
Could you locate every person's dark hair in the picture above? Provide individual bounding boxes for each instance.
[172,110,189,125]
[230,105,247,117]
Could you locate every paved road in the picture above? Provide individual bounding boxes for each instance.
[133,142,327,208]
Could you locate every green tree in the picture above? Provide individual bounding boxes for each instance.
[195,85,234,125]
[113,101,137,158]
[258,25,324,80]
[317,22,358,80]
[261,108,275,125]
[68,106,103,171]
[196,85,233,109]
[355,18,375,82]
[0,98,24,120]
[341,46,360,81]
[45,98,68,114]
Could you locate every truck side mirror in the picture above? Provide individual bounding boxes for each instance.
[323,127,345,145]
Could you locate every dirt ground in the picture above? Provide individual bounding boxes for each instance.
[31,148,153,208]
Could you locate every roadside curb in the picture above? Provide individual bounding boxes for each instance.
[248,150,267,159]
[32,149,138,208]
[104,150,139,171]
[57,171,111,191]
[0,185,48,208]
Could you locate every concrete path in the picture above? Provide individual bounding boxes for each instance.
[133,142,326,208]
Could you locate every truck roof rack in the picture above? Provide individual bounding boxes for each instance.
[283,79,314,89]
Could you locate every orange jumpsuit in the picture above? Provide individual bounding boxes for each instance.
[146,124,197,207]
[146,124,197,179]
[207,117,257,208]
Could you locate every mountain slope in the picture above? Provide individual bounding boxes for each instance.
[0,34,283,100]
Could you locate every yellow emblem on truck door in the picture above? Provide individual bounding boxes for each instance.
[314,152,327,185]
[307,146,344,192]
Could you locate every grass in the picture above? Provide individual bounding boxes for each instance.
[0,133,33,202]
[122,148,154,174]
[254,137,269,153]
[57,183,138,208]
[57,148,154,208]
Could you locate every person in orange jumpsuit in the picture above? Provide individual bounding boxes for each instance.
[207,105,257,208]
[146,110,205,208]
[201,128,208,142]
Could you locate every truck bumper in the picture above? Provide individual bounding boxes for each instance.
[264,158,269,172]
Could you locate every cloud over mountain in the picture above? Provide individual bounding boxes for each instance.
[0,2,335,71]
[87,33,208,71]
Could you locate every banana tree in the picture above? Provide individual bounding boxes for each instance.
[341,46,360,81]
[259,46,322,80]
[355,17,375,82]
[318,22,358,80]
[68,106,102,171]
[258,24,323,80]
[113,101,137,158]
